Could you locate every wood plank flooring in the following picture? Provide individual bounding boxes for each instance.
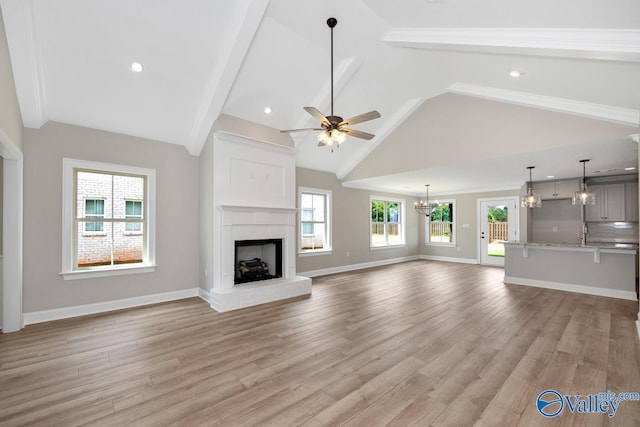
[1,260,639,426]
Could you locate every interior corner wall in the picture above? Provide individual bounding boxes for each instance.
[295,167,420,274]
[0,5,23,153]
[199,130,214,293]
[420,189,520,261]
[0,158,3,254]
[22,122,200,313]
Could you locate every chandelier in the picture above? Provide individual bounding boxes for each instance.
[414,185,436,216]
[521,166,542,208]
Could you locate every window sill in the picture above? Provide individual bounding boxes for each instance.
[298,250,333,257]
[425,242,456,247]
[60,264,157,280]
[370,244,406,250]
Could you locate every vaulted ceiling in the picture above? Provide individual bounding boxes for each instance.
[2,0,639,195]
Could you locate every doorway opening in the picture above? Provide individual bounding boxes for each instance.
[478,197,519,267]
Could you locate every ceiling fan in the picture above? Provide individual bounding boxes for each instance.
[280,17,381,152]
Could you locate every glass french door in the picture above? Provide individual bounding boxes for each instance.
[478,197,518,266]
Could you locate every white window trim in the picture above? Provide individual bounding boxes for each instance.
[425,198,456,247]
[61,158,157,280]
[370,195,406,249]
[298,186,332,255]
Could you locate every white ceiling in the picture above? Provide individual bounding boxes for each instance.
[1,0,639,196]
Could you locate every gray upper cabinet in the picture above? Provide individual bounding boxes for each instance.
[585,183,625,221]
[534,180,579,199]
[624,182,639,221]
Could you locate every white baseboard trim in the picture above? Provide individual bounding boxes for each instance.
[23,288,200,325]
[419,255,478,265]
[636,319,640,339]
[504,276,638,301]
[298,255,420,278]
[198,287,212,304]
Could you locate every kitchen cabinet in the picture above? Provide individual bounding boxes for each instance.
[585,183,625,221]
[534,180,579,199]
[625,182,638,221]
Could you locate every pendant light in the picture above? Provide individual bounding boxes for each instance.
[521,166,542,208]
[572,159,596,205]
[414,185,435,216]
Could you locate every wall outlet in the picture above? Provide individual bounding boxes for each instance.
[552,226,558,232]
[204,269,208,277]
[346,251,350,257]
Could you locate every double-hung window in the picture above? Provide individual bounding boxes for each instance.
[370,197,405,247]
[299,187,331,254]
[425,199,456,245]
[62,158,156,279]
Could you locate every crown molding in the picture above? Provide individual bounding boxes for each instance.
[185,0,270,155]
[1,0,47,128]
[447,82,640,126]
[336,97,424,180]
[383,28,640,62]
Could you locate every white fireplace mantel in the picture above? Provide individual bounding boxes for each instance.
[208,132,311,312]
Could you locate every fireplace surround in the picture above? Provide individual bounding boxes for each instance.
[204,130,311,312]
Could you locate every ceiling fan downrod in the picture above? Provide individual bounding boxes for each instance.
[327,17,337,118]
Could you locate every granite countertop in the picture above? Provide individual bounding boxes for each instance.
[504,241,639,251]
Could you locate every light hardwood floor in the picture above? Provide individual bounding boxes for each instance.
[1,260,639,426]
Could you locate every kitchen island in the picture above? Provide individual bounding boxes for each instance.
[504,242,638,301]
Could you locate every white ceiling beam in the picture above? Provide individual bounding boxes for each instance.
[336,97,424,180]
[1,0,47,128]
[384,28,640,62]
[447,82,640,126]
[185,0,269,155]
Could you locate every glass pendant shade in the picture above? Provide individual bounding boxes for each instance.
[572,159,597,205]
[572,185,597,205]
[521,188,542,208]
[520,166,542,208]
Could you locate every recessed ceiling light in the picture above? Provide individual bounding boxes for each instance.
[264,107,272,114]
[130,62,143,73]
[625,167,636,171]
[546,175,555,179]
[509,70,522,78]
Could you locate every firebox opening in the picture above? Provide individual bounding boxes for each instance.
[234,239,283,285]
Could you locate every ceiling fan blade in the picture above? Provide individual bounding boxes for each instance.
[343,128,375,140]
[303,107,330,125]
[280,128,324,133]
[339,110,381,127]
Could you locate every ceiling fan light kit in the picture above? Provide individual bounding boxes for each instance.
[280,17,381,152]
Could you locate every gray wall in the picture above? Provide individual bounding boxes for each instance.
[296,168,420,274]
[0,158,2,254]
[0,6,22,152]
[23,122,199,312]
[420,189,520,261]
[529,199,582,244]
